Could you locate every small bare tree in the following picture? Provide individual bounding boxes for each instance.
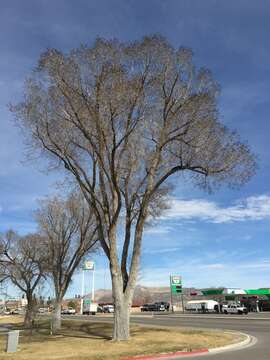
[36,193,99,331]
[0,231,46,326]
[12,35,256,340]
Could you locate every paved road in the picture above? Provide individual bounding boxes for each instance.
[66,313,270,359]
[131,313,269,359]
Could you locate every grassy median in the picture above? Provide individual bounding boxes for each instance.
[0,316,244,360]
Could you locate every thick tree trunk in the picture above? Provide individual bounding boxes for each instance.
[111,272,134,341]
[109,211,146,341]
[52,300,62,332]
[24,302,35,328]
[113,296,130,341]
[24,293,36,328]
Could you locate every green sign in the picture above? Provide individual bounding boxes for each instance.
[170,275,182,294]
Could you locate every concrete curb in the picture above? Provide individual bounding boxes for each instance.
[121,332,254,360]
[209,331,255,354]
[121,349,209,360]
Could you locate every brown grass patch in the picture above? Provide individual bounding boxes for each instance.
[0,316,24,325]
[0,317,244,360]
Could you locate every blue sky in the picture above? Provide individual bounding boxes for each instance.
[1,0,270,298]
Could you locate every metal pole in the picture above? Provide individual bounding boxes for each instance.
[80,270,85,315]
[181,292,185,313]
[91,269,95,302]
[170,275,173,312]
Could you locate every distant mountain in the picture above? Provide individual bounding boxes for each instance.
[82,285,195,305]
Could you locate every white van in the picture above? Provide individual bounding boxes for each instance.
[185,300,219,312]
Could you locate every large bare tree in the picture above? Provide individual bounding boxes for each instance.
[0,231,46,326]
[12,36,256,340]
[36,193,99,331]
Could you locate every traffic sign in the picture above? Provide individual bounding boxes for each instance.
[83,260,95,270]
[171,276,181,285]
[170,275,182,294]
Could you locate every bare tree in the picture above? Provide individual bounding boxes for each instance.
[0,231,46,326]
[11,35,256,340]
[36,193,99,331]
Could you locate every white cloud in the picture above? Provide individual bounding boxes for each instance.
[144,247,183,255]
[161,195,270,223]
[144,225,172,235]
[200,263,225,269]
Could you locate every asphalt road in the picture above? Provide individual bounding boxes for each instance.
[65,312,270,359]
[131,313,269,359]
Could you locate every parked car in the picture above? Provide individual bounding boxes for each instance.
[103,305,114,313]
[155,302,169,311]
[38,307,48,313]
[97,305,105,313]
[61,307,76,315]
[11,308,24,315]
[141,303,156,312]
[223,304,248,315]
[141,303,151,312]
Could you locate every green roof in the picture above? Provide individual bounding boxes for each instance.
[201,289,224,295]
[245,289,270,295]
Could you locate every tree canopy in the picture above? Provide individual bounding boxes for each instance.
[11,35,256,340]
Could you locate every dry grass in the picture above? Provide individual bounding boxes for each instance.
[0,316,24,325]
[0,317,244,360]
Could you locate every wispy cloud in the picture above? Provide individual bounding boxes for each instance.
[144,247,183,255]
[161,195,270,223]
[144,225,172,235]
[200,263,225,269]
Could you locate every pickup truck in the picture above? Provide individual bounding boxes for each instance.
[223,304,248,315]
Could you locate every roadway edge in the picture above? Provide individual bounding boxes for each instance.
[209,331,256,354]
[121,331,255,360]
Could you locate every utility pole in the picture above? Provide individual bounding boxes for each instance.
[170,275,174,312]
[80,269,85,315]
[181,291,185,313]
[91,267,95,302]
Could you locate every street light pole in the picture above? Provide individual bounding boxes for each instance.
[80,270,85,315]
[91,268,95,302]
[170,275,174,312]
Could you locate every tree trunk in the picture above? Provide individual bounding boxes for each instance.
[109,211,145,341]
[24,294,36,328]
[113,296,130,341]
[52,300,62,332]
[24,302,35,328]
[111,272,133,341]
